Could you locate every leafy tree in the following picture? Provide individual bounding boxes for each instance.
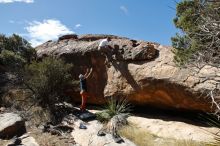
[172,0,220,120]
[0,34,36,71]
[172,0,220,67]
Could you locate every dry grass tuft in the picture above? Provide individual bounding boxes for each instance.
[27,106,51,127]
[0,128,73,146]
[119,123,156,146]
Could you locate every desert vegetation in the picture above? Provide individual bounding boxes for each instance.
[171,0,220,144]
[23,57,73,107]
[172,0,220,120]
[0,34,76,145]
[172,0,220,67]
[0,0,220,145]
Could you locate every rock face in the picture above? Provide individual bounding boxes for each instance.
[0,113,26,139]
[36,34,220,112]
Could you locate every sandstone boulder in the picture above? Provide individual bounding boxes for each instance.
[36,34,220,112]
[0,113,26,139]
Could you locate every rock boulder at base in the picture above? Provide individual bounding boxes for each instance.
[36,34,220,112]
[0,113,26,139]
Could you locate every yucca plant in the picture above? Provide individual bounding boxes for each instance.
[96,97,132,122]
[96,97,132,143]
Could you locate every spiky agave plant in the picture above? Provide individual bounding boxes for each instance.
[96,97,132,142]
[106,97,131,118]
[96,97,132,122]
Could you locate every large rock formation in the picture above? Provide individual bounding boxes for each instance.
[36,34,220,112]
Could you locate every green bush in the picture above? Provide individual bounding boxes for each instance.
[0,50,26,71]
[0,34,35,59]
[171,35,198,66]
[24,57,73,107]
[0,34,36,71]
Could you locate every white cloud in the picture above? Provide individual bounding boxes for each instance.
[0,0,34,3]
[120,5,128,15]
[25,19,74,47]
[74,24,82,29]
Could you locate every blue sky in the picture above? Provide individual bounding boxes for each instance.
[0,0,181,47]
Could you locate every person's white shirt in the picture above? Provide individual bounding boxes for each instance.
[98,39,108,48]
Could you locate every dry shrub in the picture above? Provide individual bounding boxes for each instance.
[2,88,33,109]
[1,88,51,126]
[28,128,75,146]
[26,106,51,127]
[23,57,73,107]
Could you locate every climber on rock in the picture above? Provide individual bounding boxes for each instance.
[98,37,114,66]
[79,67,93,111]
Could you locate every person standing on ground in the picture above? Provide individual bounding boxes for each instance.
[79,67,93,111]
